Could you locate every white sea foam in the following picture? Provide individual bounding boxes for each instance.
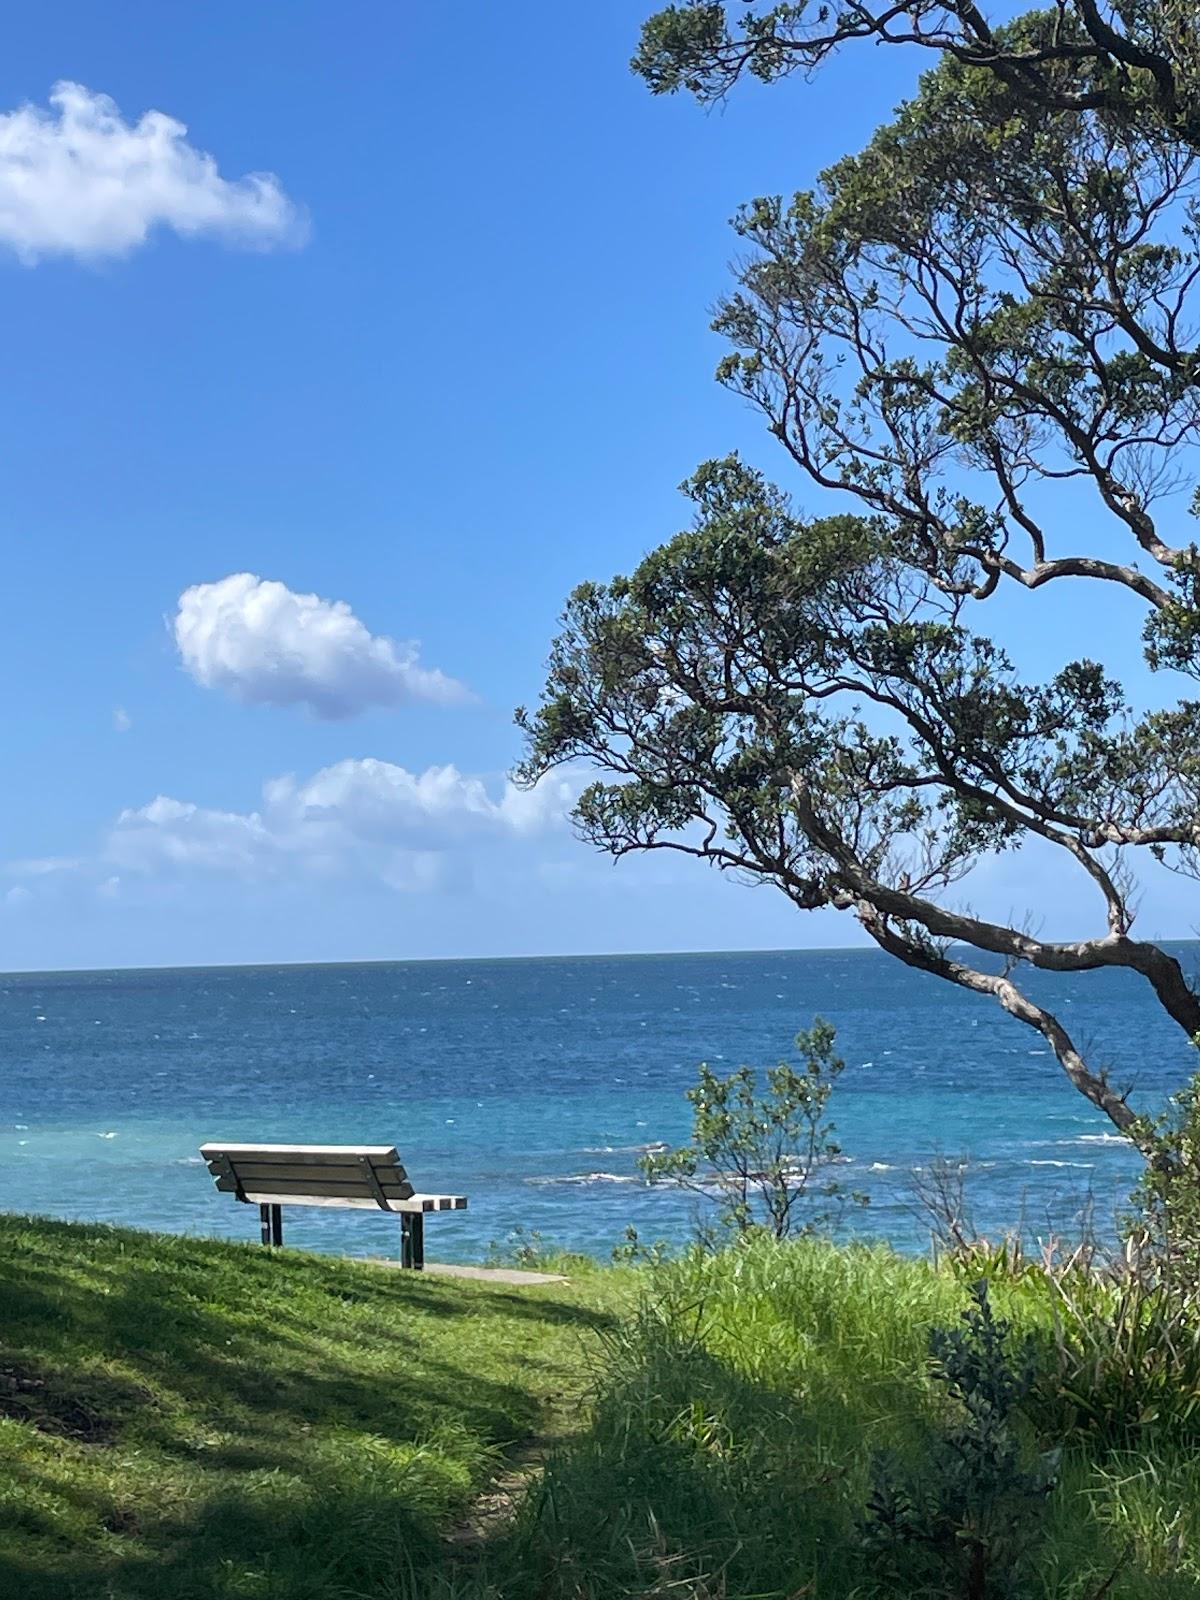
[1058,1133,1127,1146]
[526,1172,640,1186]
[1029,1159,1093,1168]
[582,1142,668,1155]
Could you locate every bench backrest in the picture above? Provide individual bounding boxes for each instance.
[200,1142,416,1212]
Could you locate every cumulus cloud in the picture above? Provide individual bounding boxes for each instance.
[0,81,304,262]
[106,758,581,890]
[174,574,470,719]
[113,707,132,733]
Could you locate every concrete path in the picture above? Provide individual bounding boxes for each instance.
[370,1258,568,1286]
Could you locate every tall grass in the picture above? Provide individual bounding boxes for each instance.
[450,1239,1200,1600]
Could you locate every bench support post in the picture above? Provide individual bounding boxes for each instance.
[400,1212,424,1270]
[260,1203,283,1248]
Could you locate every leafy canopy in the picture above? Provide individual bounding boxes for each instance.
[520,4,1200,1148]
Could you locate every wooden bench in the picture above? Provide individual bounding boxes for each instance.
[199,1142,467,1268]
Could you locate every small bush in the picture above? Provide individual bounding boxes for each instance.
[864,1279,1057,1600]
[1129,1068,1200,1287]
[641,1017,866,1242]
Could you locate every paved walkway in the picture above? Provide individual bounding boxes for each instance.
[370,1259,568,1286]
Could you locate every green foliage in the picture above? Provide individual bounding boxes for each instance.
[521,0,1200,1142]
[864,1280,1056,1599]
[632,2,1200,148]
[1129,1067,1200,1284]
[11,1218,1200,1598]
[1038,1267,1200,1445]
[640,1016,866,1240]
[611,1224,670,1266]
[459,1237,1200,1598]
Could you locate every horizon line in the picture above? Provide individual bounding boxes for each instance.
[3,936,1198,981]
[0,943,887,980]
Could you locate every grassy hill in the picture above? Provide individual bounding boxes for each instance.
[0,1215,624,1599]
[3,1216,1199,1599]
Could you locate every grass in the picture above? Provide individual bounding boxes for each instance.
[4,1218,1200,1599]
[0,1214,628,1600]
[454,1242,1200,1599]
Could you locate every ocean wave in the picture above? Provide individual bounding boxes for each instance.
[581,1142,668,1155]
[1029,1159,1094,1168]
[1056,1133,1128,1147]
[525,1172,641,1186]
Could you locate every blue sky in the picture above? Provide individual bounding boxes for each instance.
[0,2,1191,970]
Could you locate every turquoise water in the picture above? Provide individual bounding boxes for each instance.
[1,949,1193,1261]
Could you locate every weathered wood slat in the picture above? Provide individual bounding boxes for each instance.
[219,1189,468,1213]
[215,1175,383,1199]
[394,1194,468,1213]
[207,1160,412,1189]
[234,1192,410,1211]
[200,1142,400,1164]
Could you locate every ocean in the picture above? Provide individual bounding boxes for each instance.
[1,948,1193,1262]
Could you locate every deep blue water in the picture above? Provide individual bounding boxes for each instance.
[1,949,1194,1262]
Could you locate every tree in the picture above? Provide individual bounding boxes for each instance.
[634,2,1200,147]
[518,3,1200,1152]
[641,1016,862,1239]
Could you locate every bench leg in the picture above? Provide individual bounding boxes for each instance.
[260,1203,283,1248]
[400,1213,425,1270]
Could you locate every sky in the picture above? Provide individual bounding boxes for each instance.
[0,2,1193,971]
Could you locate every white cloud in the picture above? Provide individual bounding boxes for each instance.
[113,707,131,733]
[4,886,32,909]
[6,855,80,877]
[0,81,304,263]
[174,574,470,720]
[109,795,273,874]
[106,759,581,891]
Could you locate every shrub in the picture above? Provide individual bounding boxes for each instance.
[864,1280,1057,1600]
[1129,1068,1200,1288]
[640,1018,866,1242]
[1038,1267,1200,1445]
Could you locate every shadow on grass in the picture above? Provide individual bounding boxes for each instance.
[0,1215,621,1599]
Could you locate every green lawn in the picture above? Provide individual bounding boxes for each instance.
[0,1214,625,1600]
[5,1218,1200,1600]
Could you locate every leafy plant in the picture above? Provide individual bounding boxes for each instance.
[1038,1266,1200,1446]
[640,1017,865,1241]
[611,1225,669,1266]
[484,1225,553,1270]
[1129,1067,1200,1287]
[864,1280,1057,1600]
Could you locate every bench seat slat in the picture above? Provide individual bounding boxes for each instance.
[234,1192,414,1212]
[227,1189,468,1213]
